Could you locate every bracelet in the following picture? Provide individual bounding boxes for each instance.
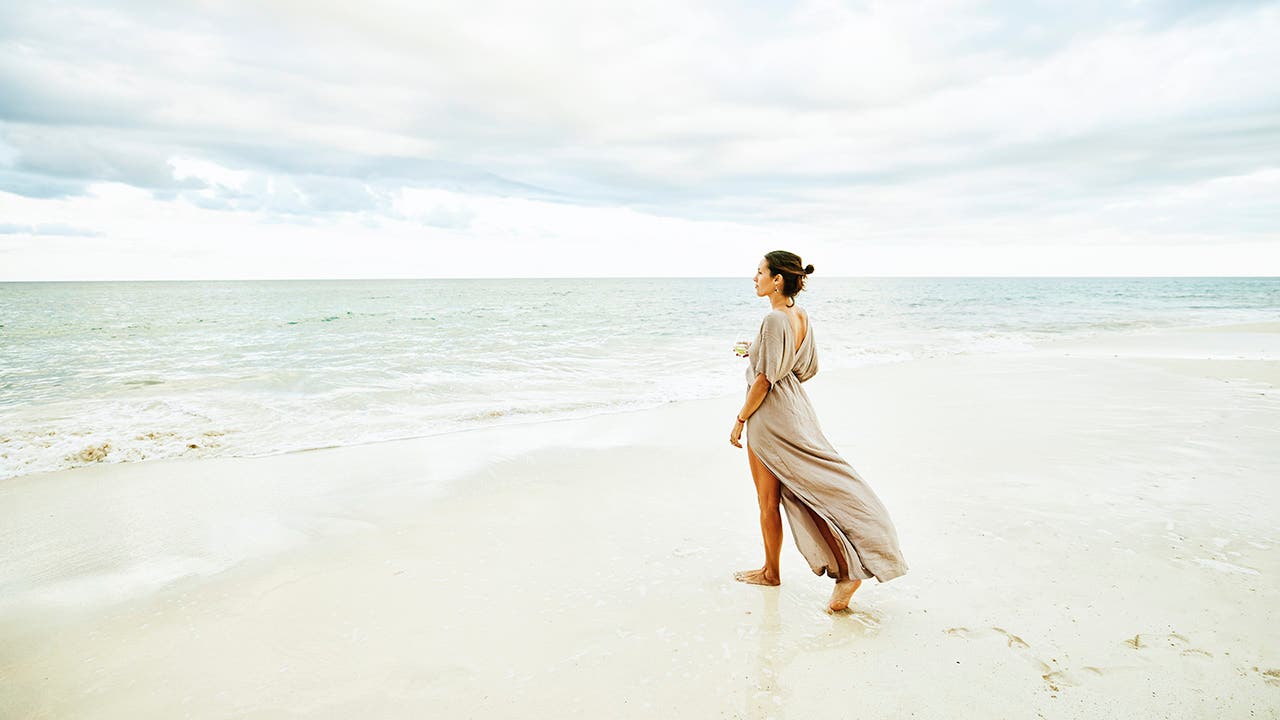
[736,415,747,424]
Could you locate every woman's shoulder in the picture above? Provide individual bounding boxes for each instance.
[760,307,809,336]
[761,309,788,328]
[763,307,807,321]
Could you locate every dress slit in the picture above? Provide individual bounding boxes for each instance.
[755,444,874,580]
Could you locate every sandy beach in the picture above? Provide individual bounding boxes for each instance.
[2,321,1277,719]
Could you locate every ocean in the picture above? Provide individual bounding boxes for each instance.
[1,277,1276,480]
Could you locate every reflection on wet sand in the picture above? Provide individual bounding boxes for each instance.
[743,587,886,718]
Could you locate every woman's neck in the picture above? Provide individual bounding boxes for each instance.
[769,294,791,311]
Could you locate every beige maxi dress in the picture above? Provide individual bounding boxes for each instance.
[745,309,908,583]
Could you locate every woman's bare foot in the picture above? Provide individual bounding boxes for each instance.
[733,568,780,586]
[828,578,862,611]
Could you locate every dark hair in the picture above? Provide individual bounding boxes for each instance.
[764,250,815,298]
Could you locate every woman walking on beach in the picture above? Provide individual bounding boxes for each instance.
[729,251,908,612]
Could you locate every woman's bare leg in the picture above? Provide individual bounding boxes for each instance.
[735,444,782,585]
[798,502,862,611]
[798,502,850,579]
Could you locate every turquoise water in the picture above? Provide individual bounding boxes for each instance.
[1,277,1276,479]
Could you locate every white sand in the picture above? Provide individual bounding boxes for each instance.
[2,322,1278,718]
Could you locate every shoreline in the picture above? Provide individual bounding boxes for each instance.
[2,320,1278,717]
[6,317,1277,484]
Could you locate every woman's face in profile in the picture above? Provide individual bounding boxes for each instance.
[753,258,774,298]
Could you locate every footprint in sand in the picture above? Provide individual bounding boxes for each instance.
[824,604,884,636]
[943,626,1072,691]
[941,626,1191,693]
[1122,631,1212,659]
[1121,631,1224,676]
[844,607,882,630]
[944,625,1028,649]
[991,626,1030,649]
[1254,668,1280,688]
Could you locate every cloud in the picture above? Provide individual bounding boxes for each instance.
[2,124,209,191]
[0,0,1276,277]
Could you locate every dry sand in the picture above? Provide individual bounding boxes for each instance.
[2,322,1277,719]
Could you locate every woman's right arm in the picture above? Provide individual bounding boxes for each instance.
[737,372,771,423]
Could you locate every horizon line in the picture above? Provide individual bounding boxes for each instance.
[2,274,1278,283]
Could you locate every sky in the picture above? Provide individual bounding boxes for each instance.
[0,0,1278,279]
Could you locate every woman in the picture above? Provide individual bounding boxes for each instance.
[729,251,908,612]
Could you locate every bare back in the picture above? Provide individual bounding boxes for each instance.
[782,307,808,347]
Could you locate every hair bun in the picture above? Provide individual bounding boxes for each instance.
[804,264,815,275]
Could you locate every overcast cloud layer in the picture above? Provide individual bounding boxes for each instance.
[1,0,1277,278]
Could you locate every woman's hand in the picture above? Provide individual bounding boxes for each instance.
[729,419,744,448]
